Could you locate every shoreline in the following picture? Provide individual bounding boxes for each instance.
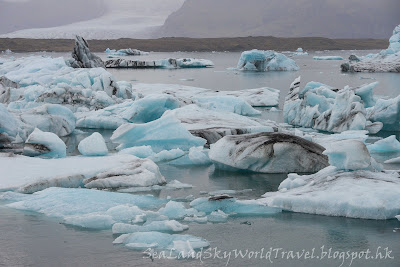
[0,36,388,53]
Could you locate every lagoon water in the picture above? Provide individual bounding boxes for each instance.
[1,51,399,266]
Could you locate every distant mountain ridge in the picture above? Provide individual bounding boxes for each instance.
[157,0,400,39]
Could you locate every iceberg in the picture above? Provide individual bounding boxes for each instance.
[209,132,329,173]
[111,113,206,152]
[207,210,229,223]
[293,48,308,56]
[24,128,66,158]
[67,36,105,69]
[166,105,278,146]
[113,232,209,255]
[158,201,204,220]
[284,77,383,133]
[0,153,157,191]
[105,58,214,69]
[78,132,108,156]
[76,94,181,129]
[190,196,281,216]
[237,49,299,71]
[367,135,400,153]
[133,83,280,107]
[367,95,400,131]
[384,157,400,164]
[193,96,261,115]
[105,48,149,57]
[0,103,20,145]
[2,187,165,229]
[323,140,374,171]
[83,158,166,189]
[261,166,400,220]
[112,220,188,234]
[313,56,344,60]
[13,104,76,138]
[341,24,400,73]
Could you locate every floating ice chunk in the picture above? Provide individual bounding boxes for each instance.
[4,188,165,226]
[284,77,382,133]
[14,104,76,137]
[133,83,280,107]
[24,128,66,158]
[323,140,372,171]
[105,58,214,69]
[313,56,344,60]
[106,205,147,223]
[63,214,114,230]
[396,215,400,221]
[367,136,400,153]
[0,154,151,191]
[78,132,108,156]
[67,36,105,69]
[113,232,209,255]
[368,96,400,131]
[165,180,193,189]
[0,103,20,144]
[112,220,189,234]
[169,146,212,166]
[149,148,185,163]
[261,167,400,220]
[194,96,261,115]
[237,49,299,71]
[158,201,204,220]
[83,158,166,189]
[183,216,208,224]
[384,157,400,164]
[209,132,328,173]
[207,210,229,223]
[119,146,156,158]
[296,48,303,52]
[190,196,281,216]
[105,48,149,57]
[167,105,278,146]
[111,113,206,152]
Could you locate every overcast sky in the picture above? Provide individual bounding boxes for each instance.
[0,0,398,39]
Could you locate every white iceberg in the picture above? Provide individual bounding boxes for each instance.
[207,210,229,223]
[105,58,214,69]
[24,128,66,158]
[78,132,108,156]
[112,220,188,234]
[190,196,281,216]
[341,24,400,73]
[0,153,157,191]
[113,232,209,255]
[105,48,149,57]
[237,49,299,71]
[209,132,329,173]
[83,158,166,189]
[111,113,206,152]
[261,166,400,220]
[158,201,204,220]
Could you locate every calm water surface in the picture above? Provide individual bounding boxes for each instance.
[1,51,400,266]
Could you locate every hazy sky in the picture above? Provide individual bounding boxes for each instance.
[0,0,398,39]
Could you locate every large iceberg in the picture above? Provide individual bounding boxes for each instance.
[24,128,66,158]
[209,132,329,173]
[0,153,161,192]
[105,58,214,69]
[167,105,279,146]
[341,24,400,73]
[237,49,299,71]
[66,36,105,69]
[367,95,400,131]
[76,94,181,129]
[283,77,383,133]
[260,141,399,220]
[111,113,206,152]
[133,83,280,107]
